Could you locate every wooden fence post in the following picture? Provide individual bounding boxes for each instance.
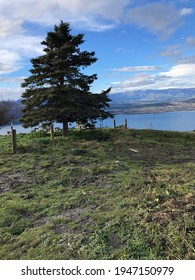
[11,129,17,153]
[50,124,54,141]
[124,118,127,129]
[113,119,116,129]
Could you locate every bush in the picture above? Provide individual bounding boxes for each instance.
[71,129,112,141]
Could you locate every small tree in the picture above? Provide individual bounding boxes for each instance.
[21,21,112,136]
[0,100,15,128]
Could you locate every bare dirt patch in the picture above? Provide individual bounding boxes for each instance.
[0,172,28,194]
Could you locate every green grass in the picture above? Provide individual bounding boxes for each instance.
[0,128,194,259]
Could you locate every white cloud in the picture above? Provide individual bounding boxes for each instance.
[157,64,195,88]
[111,64,195,92]
[0,35,43,75]
[1,35,44,57]
[0,0,130,33]
[160,63,195,78]
[115,48,129,53]
[0,0,192,73]
[0,64,21,75]
[124,73,155,87]
[112,73,156,92]
[0,50,22,74]
[176,55,195,64]
[111,66,161,72]
[0,76,25,83]
[0,0,194,99]
[126,2,183,40]
[180,8,193,16]
[0,0,131,98]
[0,15,22,37]
[0,0,130,76]
[160,45,184,57]
[0,74,25,100]
[1,0,188,36]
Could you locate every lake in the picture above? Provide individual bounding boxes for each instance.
[0,110,195,135]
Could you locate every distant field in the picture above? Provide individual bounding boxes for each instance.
[0,128,194,259]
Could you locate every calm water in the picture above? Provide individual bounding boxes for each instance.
[0,111,195,135]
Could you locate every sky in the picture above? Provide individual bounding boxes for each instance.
[1,0,195,100]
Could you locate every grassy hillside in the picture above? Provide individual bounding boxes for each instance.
[0,128,194,259]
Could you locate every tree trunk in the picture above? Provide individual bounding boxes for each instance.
[62,118,69,137]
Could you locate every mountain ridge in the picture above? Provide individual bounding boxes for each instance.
[109,88,195,104]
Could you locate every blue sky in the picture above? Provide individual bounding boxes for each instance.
[1,0,195,100]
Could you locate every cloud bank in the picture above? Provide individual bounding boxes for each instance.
[0,0,193,73]
[0,0,194,99]
[111,63,195,92]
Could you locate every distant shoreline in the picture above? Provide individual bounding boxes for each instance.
[110,102,195,115]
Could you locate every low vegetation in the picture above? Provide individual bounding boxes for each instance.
[0,128,194,259]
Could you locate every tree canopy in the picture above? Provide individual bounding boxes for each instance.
[21,21,113,135]
[0,100,15,128]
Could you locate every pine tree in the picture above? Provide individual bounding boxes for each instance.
[21,21,112,136]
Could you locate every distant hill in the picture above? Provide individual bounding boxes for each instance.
[109,88,195,104]
[184,97,195,103]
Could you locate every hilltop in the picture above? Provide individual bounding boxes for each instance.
[0,128,194,259]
